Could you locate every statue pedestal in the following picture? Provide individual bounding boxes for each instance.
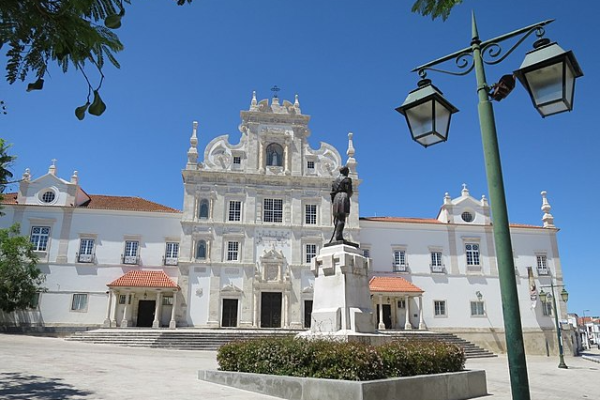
[299,244,390,344]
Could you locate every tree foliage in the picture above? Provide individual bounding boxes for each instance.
[0,0,191,119]
[0,139,15,197]
[411,0,465,20]
[0,224,44,313]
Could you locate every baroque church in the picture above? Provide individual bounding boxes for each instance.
[0,93,569,355]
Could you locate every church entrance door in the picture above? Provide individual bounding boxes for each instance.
[137,300,155,327]
[376,304,392,329]
[260,292,282,328]
[221,299,238,327]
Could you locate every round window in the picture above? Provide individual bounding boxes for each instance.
[461,211,474,223]
[41,190,56,203]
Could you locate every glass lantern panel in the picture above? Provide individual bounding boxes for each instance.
[434,103,451,139]
[524,61,565,107]
[417,134,445,147]
[405,101,433,138]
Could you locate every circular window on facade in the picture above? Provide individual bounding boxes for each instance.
[461,211,474,223]
[41,190,56,203]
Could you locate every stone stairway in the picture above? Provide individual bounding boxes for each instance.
[65,329,496,358]
[64,329,297,351]
[386,331,497,358]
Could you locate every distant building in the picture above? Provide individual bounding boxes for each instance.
[0,93,570,356]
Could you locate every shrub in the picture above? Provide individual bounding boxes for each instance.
[217,337,465,381]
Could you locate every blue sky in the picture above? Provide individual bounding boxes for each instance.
[1,0,598,317]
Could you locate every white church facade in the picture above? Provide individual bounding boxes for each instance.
[0,93,569,355]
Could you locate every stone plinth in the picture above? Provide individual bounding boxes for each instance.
[308,244,375,335]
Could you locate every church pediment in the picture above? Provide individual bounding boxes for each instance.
[437,184,490,225]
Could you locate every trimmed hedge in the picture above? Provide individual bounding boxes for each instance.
[217,337,465,381]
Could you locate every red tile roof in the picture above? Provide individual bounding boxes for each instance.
[369,276,424,293]
[361,216,442,224]
[108,270,179,289]
[0,192,180,213]
[0,192,17,205]
[361,216,543,229]
[83,195,180,213]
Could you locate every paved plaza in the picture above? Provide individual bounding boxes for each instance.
[0,334,598,400]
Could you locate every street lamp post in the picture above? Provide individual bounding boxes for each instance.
[539,283,569,368]
[583,309,590,349]
[396,13,583,400]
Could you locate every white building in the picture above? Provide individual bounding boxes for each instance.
[0,93,570,355]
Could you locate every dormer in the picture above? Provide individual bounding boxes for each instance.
[17,161,90,207]
[436,184,491,225]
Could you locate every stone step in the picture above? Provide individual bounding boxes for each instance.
[65,329,496,358]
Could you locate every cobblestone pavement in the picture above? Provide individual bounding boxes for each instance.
[1,334,599,400]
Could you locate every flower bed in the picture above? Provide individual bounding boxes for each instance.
[217,337,465,381]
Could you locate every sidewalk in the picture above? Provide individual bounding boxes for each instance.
[0,334,598,400]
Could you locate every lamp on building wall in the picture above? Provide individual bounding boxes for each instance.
[476,291,483,301]
[396,14,582,399]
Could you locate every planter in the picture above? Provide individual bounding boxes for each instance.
[198,369,487,400]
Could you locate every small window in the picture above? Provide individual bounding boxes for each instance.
[470,301,485,316]
[196,240,207,260]
[393,250,407,271]
[227,241,239,261]
[41,190,56,203]
[264,199,283,223]
[431,252,443,267]
[307,160,315,169]
[434,300,446,317]
[228,200,241,222]
[71,293,88,311]
[123,241,139,264]
[30,226,50,252]
[397,299,406,309]
[199,199,209,219]
[542,301,553,316]
[78,238,95,263]
[119,294,132,305]
[536,255,549,275]
[363,248,371,258]
[305,244,317,264]
[233,156,241,165]
[465,243,480,266]
[162,296,174,306]
[165,242,179,265]
[305,204,317,225]
[461,211,474,223]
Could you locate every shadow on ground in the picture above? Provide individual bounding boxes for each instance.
[0,372,94,399]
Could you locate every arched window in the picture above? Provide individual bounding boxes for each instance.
[266,143,283,167]
[196,240,207,260]
[198,199,209,219]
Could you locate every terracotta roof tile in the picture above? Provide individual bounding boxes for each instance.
[0,192,180,213]
[108,270,179,289]
[83,195,181,213]
[361,216,442,224]
[361,216,543,229]
[0,192,17,205]
[369,276,424,293]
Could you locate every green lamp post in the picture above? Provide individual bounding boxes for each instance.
[396,14,582,400]
[539,284,570,369]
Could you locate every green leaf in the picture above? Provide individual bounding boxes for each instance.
[88,90,106,116]
[104,14,122,29]
[75,102,90,120]
[26,78,44,92]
